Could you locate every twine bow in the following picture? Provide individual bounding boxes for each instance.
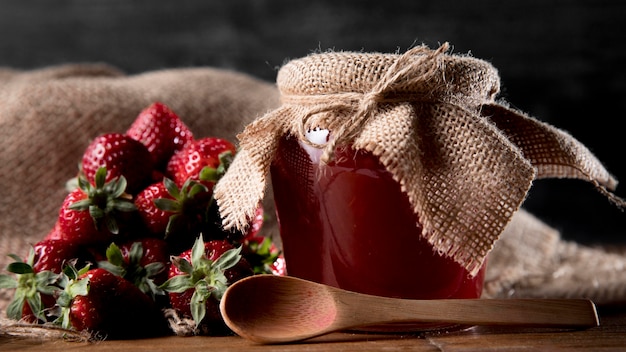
[286,43,450,164]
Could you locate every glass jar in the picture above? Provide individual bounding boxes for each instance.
[270,132,485,330]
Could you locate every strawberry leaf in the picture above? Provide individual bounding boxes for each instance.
[188,182,209,199]
[35,271,61,294]
[154,198,180,212]
[68,198,91,211]
[144,262,165,277]
[199,167,218,183]
[105,243,124,267]
[7,262,34,275]
[160,275,194,293]
[163,177,181,199]
[171,257,194,275]
[191,236,206,267]
[0,274,18,289]
[213,247,242,272]
[25,293,44,322]
[190,288,207,327]
[5,291,25,320]
[112,199,137,212]
[67,276,90,298]
[128,242,143,263]
[216,150,234,176]
[109,176,128,199]
[89,205,105,221]
[104,213,120,234]
[7,253,23,263]
[77,176,91,193]
[94,167,107,188]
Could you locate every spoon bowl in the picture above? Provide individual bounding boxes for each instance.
[220,275,599,344]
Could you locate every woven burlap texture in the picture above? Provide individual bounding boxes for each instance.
[484,209,626,305]
[214,43,622,276]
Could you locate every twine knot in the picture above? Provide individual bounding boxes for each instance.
[289,43,450,163]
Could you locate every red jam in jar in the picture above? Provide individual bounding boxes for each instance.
[270,134,485,304]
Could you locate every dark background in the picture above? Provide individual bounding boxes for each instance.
[1,0,624,244]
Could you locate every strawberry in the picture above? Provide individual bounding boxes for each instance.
[244,205,265,240]
[55,267,169,339]
[81,132,154,195]
[240,206,286,276]
[31,238,93,274]
[135,177,212,253]
[0,247,62,323]
[97,238,170,300]
[134,181,176,236]
[57,167,137,246]
[242,237,286,277]
[126,102,194,171]
[165,137,244,244]
[166,137,236,190]
[160,237,252,332]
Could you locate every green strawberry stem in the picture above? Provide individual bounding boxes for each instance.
[160,236,242,327]
[246,236,282,275]
[69,167,137,235]
[54,264,91,330]
[0,250,61,322]
[98,242,165,299]
[198,150,234,183]
[154,177,209,241]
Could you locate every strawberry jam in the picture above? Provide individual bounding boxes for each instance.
[270,134,485,304]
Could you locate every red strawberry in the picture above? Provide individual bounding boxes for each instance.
[166,137,236,190]
[57,167,137,246]
[126,102,194,171]
[134,181,175,236]
[135,178,212,253]
[56,267,169,338]
[161,237,252,332]
[240,206,286,276]
[81,132,154,195]
[244,205,265,240]
[31,238,92,274]
[97,238,170,299]
[0,246,63,323]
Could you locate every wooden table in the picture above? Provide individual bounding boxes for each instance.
[2,305,625,351]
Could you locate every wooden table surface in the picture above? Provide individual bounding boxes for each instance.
[2,305,625,351]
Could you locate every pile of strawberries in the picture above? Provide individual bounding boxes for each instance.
[0,102,285,339]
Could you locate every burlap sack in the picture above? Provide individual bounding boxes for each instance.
[214,43,624,276]
[485,209,626,305]
[1,58,625,338]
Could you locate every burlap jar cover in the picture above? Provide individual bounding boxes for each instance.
[215,43,624,276]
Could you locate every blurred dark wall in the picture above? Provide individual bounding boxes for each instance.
[1,0,624,244]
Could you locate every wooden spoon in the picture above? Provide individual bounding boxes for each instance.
[220,275,599,344]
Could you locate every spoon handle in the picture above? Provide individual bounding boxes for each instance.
[343,291,599,328]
